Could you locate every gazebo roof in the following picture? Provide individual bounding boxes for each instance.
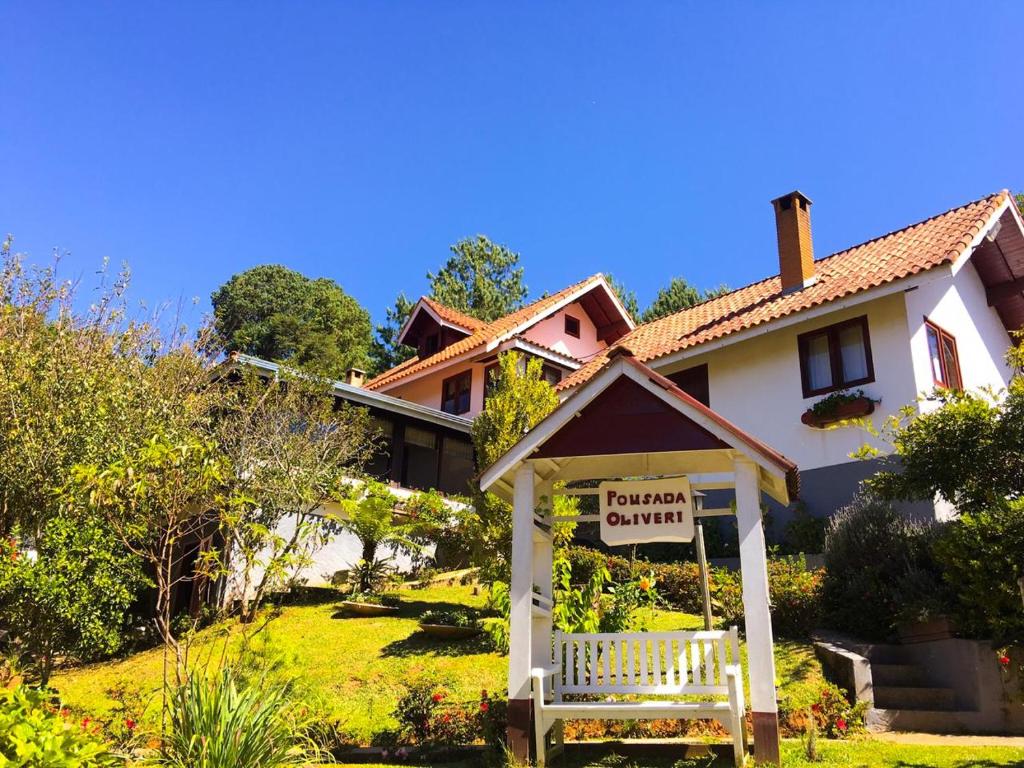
[480,347,799,504]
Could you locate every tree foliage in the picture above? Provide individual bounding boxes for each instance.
[427,235,527,323]
[369,292,417,374]
[0,515,147,685]
[604,273,639,321]
[859,343,1024,643]
[641,277,729,322]
[469,353,559,583]
[211,264,372,378]
[217,369,377,621]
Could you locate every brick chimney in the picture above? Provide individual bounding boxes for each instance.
[344,368,366,387]
[771,191,815,292]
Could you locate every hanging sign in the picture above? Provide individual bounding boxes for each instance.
[599,477,695,546]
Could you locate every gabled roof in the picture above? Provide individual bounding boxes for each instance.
[561,190,1013,390]
[396,296,487,346]
[479,347,798,504]
[366,273,634,390]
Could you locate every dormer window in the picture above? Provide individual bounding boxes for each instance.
[564,314,581,338]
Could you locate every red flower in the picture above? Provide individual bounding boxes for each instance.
[81,717,90,729]
[60,707,70,718]
[999,654,1011,667]
[442,713,451,723]
[811,703,821,713]
[480,700,490,712]
[836,717,847,732]
[431,693,444,703]
[125,718,136,731]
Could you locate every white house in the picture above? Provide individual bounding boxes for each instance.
[368,189,1023,525]
[558,190,1022,522]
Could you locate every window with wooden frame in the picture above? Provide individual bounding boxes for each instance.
[564,314,581,338]
[441,369,473,415]
[797,316,874,398]
[541,363,562,387]
[925,319,962,390]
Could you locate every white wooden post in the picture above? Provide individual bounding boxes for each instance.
[734,457,780,766]
[508,462,536,762]
[532,481,555,765]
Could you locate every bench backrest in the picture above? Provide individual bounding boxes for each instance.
[552,628,740,697]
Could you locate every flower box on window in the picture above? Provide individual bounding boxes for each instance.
[801,391,877,428]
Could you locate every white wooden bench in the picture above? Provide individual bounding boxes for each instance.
[531,628,747,767]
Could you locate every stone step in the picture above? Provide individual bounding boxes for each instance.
[867,707,978,735]
[871,663,926,687]
[873,685,956,711]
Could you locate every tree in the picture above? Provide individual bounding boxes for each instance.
[1015,191,1023,214]
[604,273,639,321]
[369,292,417,374]
[337,480,426,592]
[211,265,372,378]
[427,236,527,322]
[0,515,146,685]
[64,431,231,669]
[469,353,559,582]
[641,277,729,322]
[216,368,377,622]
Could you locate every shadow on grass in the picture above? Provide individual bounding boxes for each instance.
[380,630,493,658]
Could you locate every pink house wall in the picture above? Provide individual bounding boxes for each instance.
[380,300,609,419]
[520,301,608,360]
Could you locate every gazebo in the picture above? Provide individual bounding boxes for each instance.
[479,348,798,766]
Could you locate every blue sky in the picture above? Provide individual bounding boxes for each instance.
[2,3,1022,329]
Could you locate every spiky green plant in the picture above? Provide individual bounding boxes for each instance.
[155,669,314,768]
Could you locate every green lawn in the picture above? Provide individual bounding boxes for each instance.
[52,582,821,745]
[50,582,1024,767]
[335,739,1024,768]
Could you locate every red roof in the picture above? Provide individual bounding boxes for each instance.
[366,274,611,390]
[419,297,487,333]
[561,191,1010,390]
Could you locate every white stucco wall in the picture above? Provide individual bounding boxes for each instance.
[653,291,920,473]
[903,260,1014,410]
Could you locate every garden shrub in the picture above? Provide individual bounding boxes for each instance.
[0,685,118,767]
[933,499,1024,645]
[160,668,319,767]
[777,679,869,739]
[393,679,500,749]
[822,493,945,639]
[419,609,479,628]
[564,546,705,613]
[715,556,822,638]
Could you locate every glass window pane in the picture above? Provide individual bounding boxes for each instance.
[405,426,437,449]
[927,326,944,383]
[940,334,961,390]
[805,333,833,391]
[839,323,868,383]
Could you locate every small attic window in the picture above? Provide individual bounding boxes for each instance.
[564,314,581,338]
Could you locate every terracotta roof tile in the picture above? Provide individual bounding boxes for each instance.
[366,274,606,390]
[560,191,1009,390]
[420,297,487,332]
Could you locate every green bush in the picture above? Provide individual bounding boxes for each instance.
[564,547,705,613]
[933,500,1024,645]
[393,679,501,749]
[0,685,118,767]
[419,609,479,628]
[822,493,946,639]
[716,556,823,638]
[157,668,316,768]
